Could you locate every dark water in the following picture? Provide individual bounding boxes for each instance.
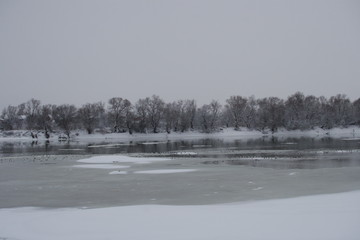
[0,136,359,155]
[1,136,360,169]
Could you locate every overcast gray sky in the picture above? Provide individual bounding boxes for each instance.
[1,0,359,110]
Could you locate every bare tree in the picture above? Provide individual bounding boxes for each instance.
[256,97,284,133]
[198,104,210,132]
[180,99,196,131]
[2,93,360,133]
[198,100,222,132]
[53,104,77,138]
[220,104,232,128]
[353,98,360,126]
[108,97,132,133]
[164,101,182,133]
[24,99,41,130]
[242,96,257,129]
[147,95,165,133]
[135,98,149,133]
[328,94,353,127]
[284,93,324,130]
[226,96,248,130]
[303,95,321,129]
[37,104,55,137]
[124,105,135,134]
[1,105,21,130]
[318,96,333,129]
[79,102,105,134]
[284,92,306,130]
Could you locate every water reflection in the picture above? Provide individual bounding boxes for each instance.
[1,136,359,169]
[1,136,359,155]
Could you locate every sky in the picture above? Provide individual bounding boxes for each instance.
[0,0,360,110]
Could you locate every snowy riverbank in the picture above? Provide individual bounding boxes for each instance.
[1,126,360,142]
[1,191,359,240]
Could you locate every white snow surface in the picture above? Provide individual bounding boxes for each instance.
[174,151,197,155]
[108,170,128,175]
[87,143,132,148]
[1,191,359,240]
[74,156,172,170]
[73,164,130,169]
[77,155,170,164]
[134,169,197,174]
[1,126,360,142]
[139,141,168,145]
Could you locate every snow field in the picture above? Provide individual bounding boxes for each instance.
[1,191,359,240]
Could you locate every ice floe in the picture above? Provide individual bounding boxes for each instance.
[77,155,170,164]
[134,169,197,174]
[73,164,130,169]
[174,151,197,155]
[109,171,128,175]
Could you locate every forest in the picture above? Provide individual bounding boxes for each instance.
[1,92,360,137]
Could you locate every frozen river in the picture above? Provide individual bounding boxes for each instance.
[1,136,360,208]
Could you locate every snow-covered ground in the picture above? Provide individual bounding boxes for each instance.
[0,191,359,240]
[1,126,359,142]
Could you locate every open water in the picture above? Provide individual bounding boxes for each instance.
[1,135,360,208]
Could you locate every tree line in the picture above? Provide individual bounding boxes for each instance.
[1,92,360,137]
